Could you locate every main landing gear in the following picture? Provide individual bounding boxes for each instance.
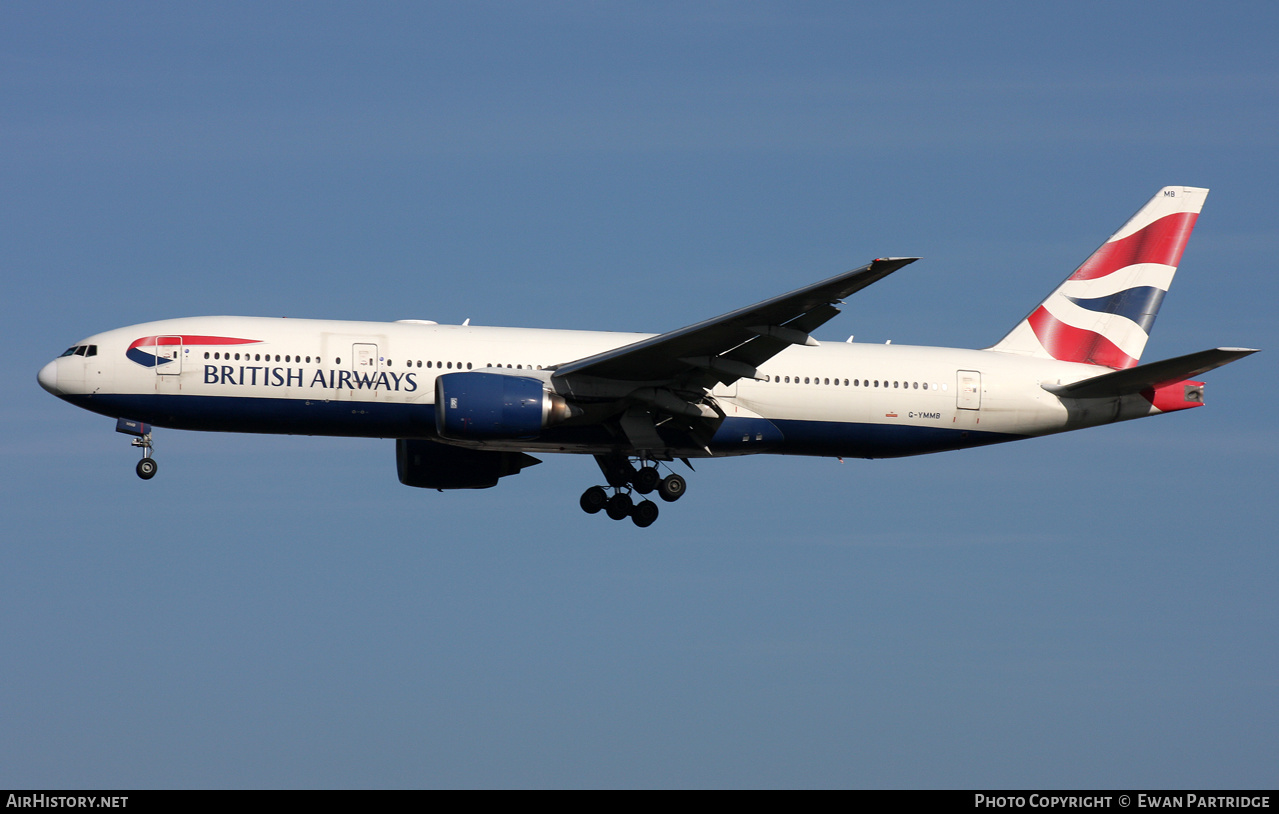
[579,455,686,528]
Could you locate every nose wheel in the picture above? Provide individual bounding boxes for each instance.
[136,456,158,480]
[580,456,686,527]
[132,434,157,480]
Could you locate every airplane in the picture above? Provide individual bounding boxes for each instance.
[37,186,1256,527]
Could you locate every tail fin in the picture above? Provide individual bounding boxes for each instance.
[988,186,1208,369]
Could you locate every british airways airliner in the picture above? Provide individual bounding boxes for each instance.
[38,187,1255,527]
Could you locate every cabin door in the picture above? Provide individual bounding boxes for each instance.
[956,370,981,410]
[155,336,183,375]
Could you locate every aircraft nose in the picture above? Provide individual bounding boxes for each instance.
[37,360,60,395]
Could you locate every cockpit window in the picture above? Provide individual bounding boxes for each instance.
[60,346,78,357]
[86,345,97,357]
[74,346,88,356]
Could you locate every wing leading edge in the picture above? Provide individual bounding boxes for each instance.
[551,257,917,389]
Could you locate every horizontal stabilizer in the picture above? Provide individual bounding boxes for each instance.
[1043,347,1258,399]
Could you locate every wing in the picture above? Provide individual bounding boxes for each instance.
[552,257,917,393]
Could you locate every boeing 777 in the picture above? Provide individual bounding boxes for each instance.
[38,187,1256,526]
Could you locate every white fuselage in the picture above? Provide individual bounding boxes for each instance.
[40,315,1165,460]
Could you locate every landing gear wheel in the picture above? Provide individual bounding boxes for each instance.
[605,493,633,521]
[658,473,686,502]
[633,466,660,495]
[136,458,158,480]
[580,486,608,514]
[631,500,659,528]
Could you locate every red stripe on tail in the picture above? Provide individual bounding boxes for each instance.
[1027,306,1139,369]
[1069,212,1199,281]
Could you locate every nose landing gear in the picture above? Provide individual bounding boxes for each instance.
[579,455,686,527]
[116,418,157,480]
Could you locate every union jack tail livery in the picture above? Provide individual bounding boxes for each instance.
[990,186,1208,369]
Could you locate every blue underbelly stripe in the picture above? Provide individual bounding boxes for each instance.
[62,393,1019,458]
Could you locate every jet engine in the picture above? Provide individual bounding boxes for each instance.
[396,438,540,490]
[435,371,575,440]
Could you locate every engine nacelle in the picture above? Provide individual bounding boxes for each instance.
[396,438,540,490]
[435,372,574,440]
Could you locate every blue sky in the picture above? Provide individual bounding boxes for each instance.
[3,2,1276,788]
